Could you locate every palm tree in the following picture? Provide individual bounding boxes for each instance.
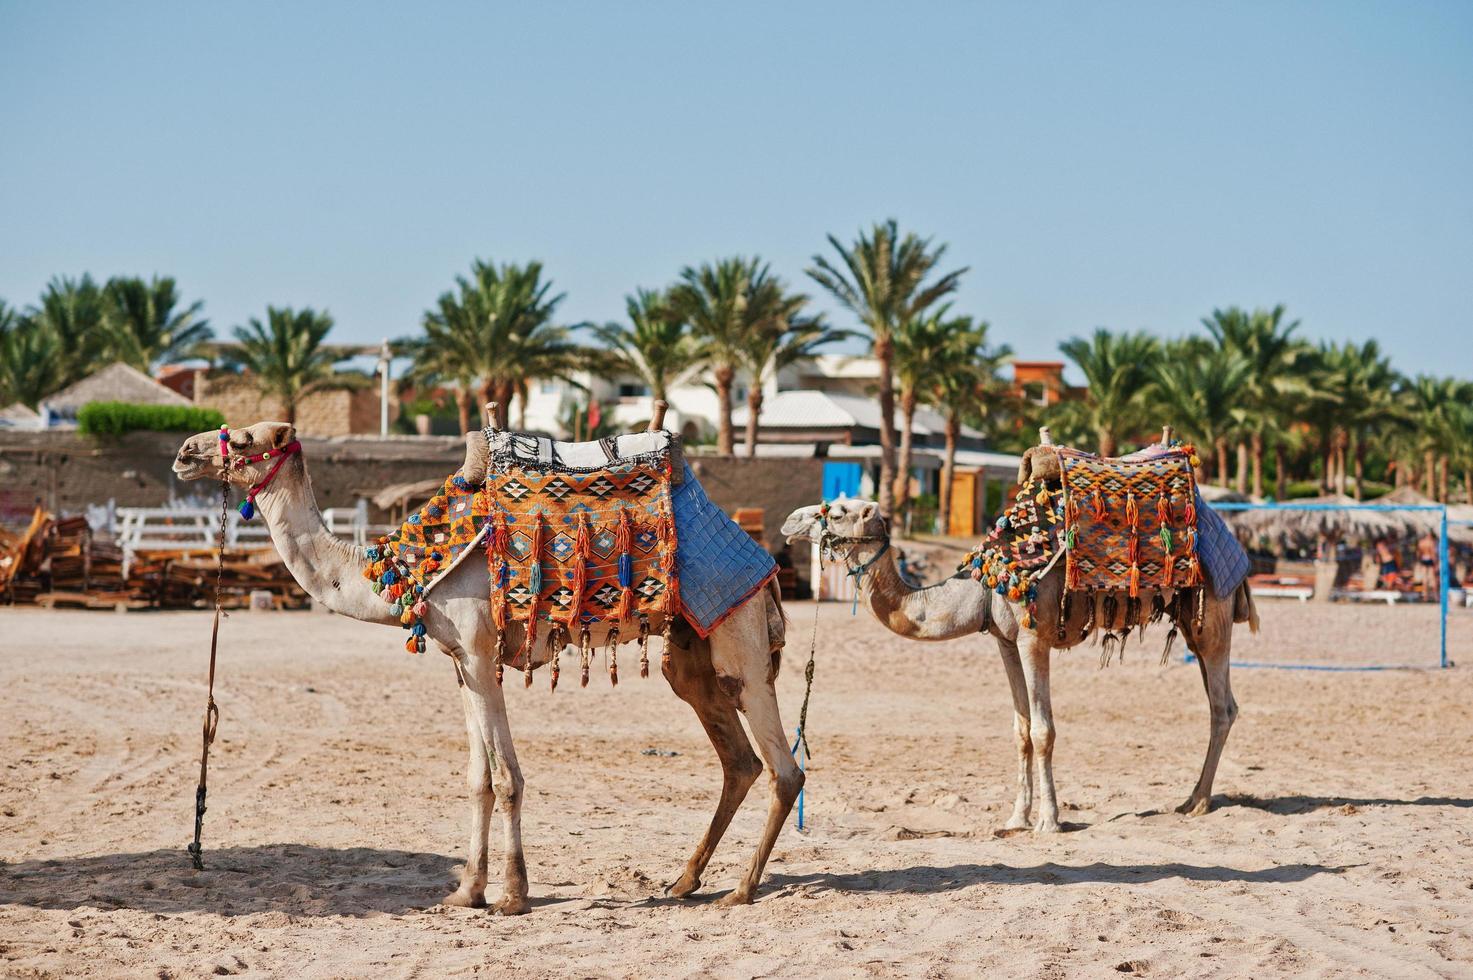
[920,319,1011,533]
[892,305,964,512]
[1151,338,1251,486]
[1201,305,1311,496]
[1318,340,1406,498]
[0,302,69,409]
[735,281,845,457]
[1058,328,1161,457]
[808,220,966,517]
[101,276,211,370]
[423,260,575,429]
[589,288,701,405]
[229,307,343,425]
[402,331,479,434]
[1404,375,1473,502]
[31,274,109,389]
[668,257,771,455]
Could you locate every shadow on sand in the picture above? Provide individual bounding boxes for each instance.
[0,844,460,917]
[1219,794,1473,814]
[2,844,1361,915]
[762,860,1350,897]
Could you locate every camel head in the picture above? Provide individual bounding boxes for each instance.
[173,420,301,490]
[781,497,889,547]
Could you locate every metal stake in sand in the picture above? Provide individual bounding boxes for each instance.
[188,425,230,870]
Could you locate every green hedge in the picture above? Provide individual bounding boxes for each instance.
[77,401,226,436]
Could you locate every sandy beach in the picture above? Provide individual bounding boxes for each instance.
[2,600,1470,978]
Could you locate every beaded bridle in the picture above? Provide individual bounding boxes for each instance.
[813,502,891,610]
[216,425,302,520]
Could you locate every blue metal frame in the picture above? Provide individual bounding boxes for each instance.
[1208,501,1455,670]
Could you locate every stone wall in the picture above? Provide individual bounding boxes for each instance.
[194,374,395,437]
[0,432,823,555]
[0,431,465,523]
[686,455,824,555]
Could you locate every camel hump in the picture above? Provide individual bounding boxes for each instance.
[461,430,490,486]
[1017,445,1062,486]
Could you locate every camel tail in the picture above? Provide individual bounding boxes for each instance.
[1233,580,1260,634]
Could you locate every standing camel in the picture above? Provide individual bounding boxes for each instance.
[782,494,1257,835]
[173,420,801,912]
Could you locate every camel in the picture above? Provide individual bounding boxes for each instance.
[173,420,802,912]
[782,478,1257,835]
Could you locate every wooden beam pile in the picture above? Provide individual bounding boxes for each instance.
[1,508,308,610]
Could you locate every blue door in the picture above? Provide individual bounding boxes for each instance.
[822,461,863,501]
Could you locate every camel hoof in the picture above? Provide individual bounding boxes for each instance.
[440,887,486,909]
[1176,797,1211,817]
[665,875,702,899]
[1002,813,1032,831]
[715,888,754,908]
[1033,818,1063,834]
[490,895,531,916]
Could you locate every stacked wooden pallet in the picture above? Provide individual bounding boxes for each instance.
[1,508,308,610]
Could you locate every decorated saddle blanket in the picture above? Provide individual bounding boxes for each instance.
[961,442,1249,630]
[362,430,775,654]
[1058,446,1203,596]
[963,477,1066,630]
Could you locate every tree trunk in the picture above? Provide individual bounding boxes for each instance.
[1353,434,1365,501]
[1439,454,1449,503]
[937,416,959,535]
[1465,468,1472,506]
[516,379,529,430]
[714,365,734,456]
[1334,433,1348,496]
[1424,449,1436,499]
[744,387,762,458]
[1251,431,1264,498]
[1235,440,1248,494]
[1274,442,1288,501]
[455,388,472,434]
[893,390,917,514]
[1099,428,1117,459]
[1215,438,1230,487]
[874,339,897,517]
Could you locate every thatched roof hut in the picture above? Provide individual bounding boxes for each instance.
[1226,494,1437,547]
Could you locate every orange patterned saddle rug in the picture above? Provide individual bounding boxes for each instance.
[1058,446,1203,595]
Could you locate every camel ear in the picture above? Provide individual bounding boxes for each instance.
[272,424,297,449]
[1017,447,1035,486]
[461,431,489,485]
[781,505,823,544]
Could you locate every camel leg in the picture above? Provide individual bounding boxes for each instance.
[996,635,1034,830]
[661,633,764,899]
[1020,633,1061,833]
[441,680,493,908]
[1177,608,1237,816]
[710,604,803,907]
[456,649,531,915]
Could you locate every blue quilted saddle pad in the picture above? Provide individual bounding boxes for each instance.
[671,463,778,635]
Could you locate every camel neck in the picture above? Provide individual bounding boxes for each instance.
[841,538,995,641]
[252,461,394,623]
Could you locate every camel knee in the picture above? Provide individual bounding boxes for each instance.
[494,766,524,813]
[773,764,804,804]
[731,751,763,792]
[468,766,493,799]
[1030,722,1055,756]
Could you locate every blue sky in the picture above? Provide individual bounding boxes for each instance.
[2,2,1470,379]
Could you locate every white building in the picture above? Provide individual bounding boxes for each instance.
[514,354,885,443]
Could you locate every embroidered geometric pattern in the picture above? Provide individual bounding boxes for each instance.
[1058,447,1203,595]
[962,480,1065,630]
[361,473,491,654]
[484,461,678,639]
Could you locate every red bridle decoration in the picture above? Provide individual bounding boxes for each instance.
[222,428,302,520]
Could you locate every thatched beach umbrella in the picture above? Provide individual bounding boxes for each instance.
[1225,494,1436,547]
